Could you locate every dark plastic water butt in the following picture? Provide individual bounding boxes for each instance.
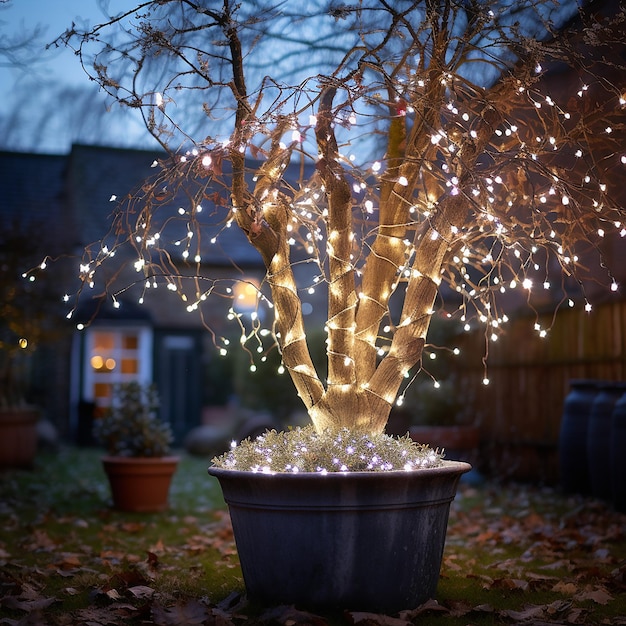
[558,379,599,495]
[611,392,626,512]
[208,460,471,613]
[587,383,626,501]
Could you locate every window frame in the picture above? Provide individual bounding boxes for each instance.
[82,324,153,410]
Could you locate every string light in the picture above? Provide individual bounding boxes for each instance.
[35,3,626,468]
[213,426,442,473]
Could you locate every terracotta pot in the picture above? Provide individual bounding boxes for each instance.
[409,425,480,462]
[101,456,179,512]
[208,460,471,613]
[0,408,39,469]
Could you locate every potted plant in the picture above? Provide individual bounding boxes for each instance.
[0,348,40,470]
[1,216,66,469]
[94,382,179,512]
[48,0,625,613]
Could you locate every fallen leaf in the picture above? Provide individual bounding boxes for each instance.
[105,589,122,600]
[120,522,146,533]
[492,577,529,591]
[446,599,474,617]
[26,529,57,551]
[151,599,211,625]
[579,587,613,605]
[75,605,138,623]
[565,606,587,623]
[539,559,573,570]
[150,539,166,554]
[347,611,412,625]
[544,600,573,615]
[146,551,160,570]
[259,604,328,626]
[128,585,155,599]
[399,598,449,620]
[552,580,578,594]
[592,548,611,561]
[1,593,57,613]
[501,604,545,621]
[443,555,463,571]
[99,549,127,562]
[55,553,82,570]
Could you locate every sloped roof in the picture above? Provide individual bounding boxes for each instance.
[0,143,322,279]
[65,143,266,268]
[0,150,68,250]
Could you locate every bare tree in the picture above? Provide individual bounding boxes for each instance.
[48,0,626,435]
[0,81,155,151]
[0,0,46,70]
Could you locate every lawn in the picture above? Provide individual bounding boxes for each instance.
[0,447,625,625]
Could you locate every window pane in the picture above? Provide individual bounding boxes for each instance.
[94,383,112,400]
[93,332,115,351]
[121,359,138,374]
[123,335,138,350]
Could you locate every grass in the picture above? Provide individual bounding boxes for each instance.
[0,447,243,622]
[1,447,625,625]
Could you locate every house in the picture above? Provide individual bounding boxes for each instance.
[2,0,624,464]
[1,143,321,444]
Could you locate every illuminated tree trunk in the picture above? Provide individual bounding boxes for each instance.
[58,0,626,439]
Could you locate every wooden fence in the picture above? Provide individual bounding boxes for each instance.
[453,300,626,483]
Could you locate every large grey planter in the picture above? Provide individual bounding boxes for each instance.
[208,460,470,613]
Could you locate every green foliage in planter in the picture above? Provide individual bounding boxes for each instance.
[93,382,173,457]
[212,425,442,473]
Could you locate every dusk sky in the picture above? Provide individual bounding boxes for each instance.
[0,0,152,153]
[0,0,581,155]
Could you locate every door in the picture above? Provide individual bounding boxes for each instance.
[74,324,153,444]
[153,331,203,444]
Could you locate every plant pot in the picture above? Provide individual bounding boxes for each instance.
[611,392,626,512]
[102,456,179,512]
[409,425,480,463]
[558,379,599,495]
[587,383,625,501]
[208,460,471,613]
[0,407,39,469]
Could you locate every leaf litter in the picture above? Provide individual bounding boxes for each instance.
[1,452,625,625]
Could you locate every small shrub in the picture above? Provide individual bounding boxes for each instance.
[93,382,172,457]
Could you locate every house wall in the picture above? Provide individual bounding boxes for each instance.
[56,144,330,443]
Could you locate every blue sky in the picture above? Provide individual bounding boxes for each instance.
[0,0,151,153]
[1,0,101,99]
[0,0,581,155]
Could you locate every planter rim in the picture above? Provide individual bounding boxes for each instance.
[409,424,479,431]
[0,407,40,420]
[102,455,180,464]
[0,405,40,413]
[208,458,471,479]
